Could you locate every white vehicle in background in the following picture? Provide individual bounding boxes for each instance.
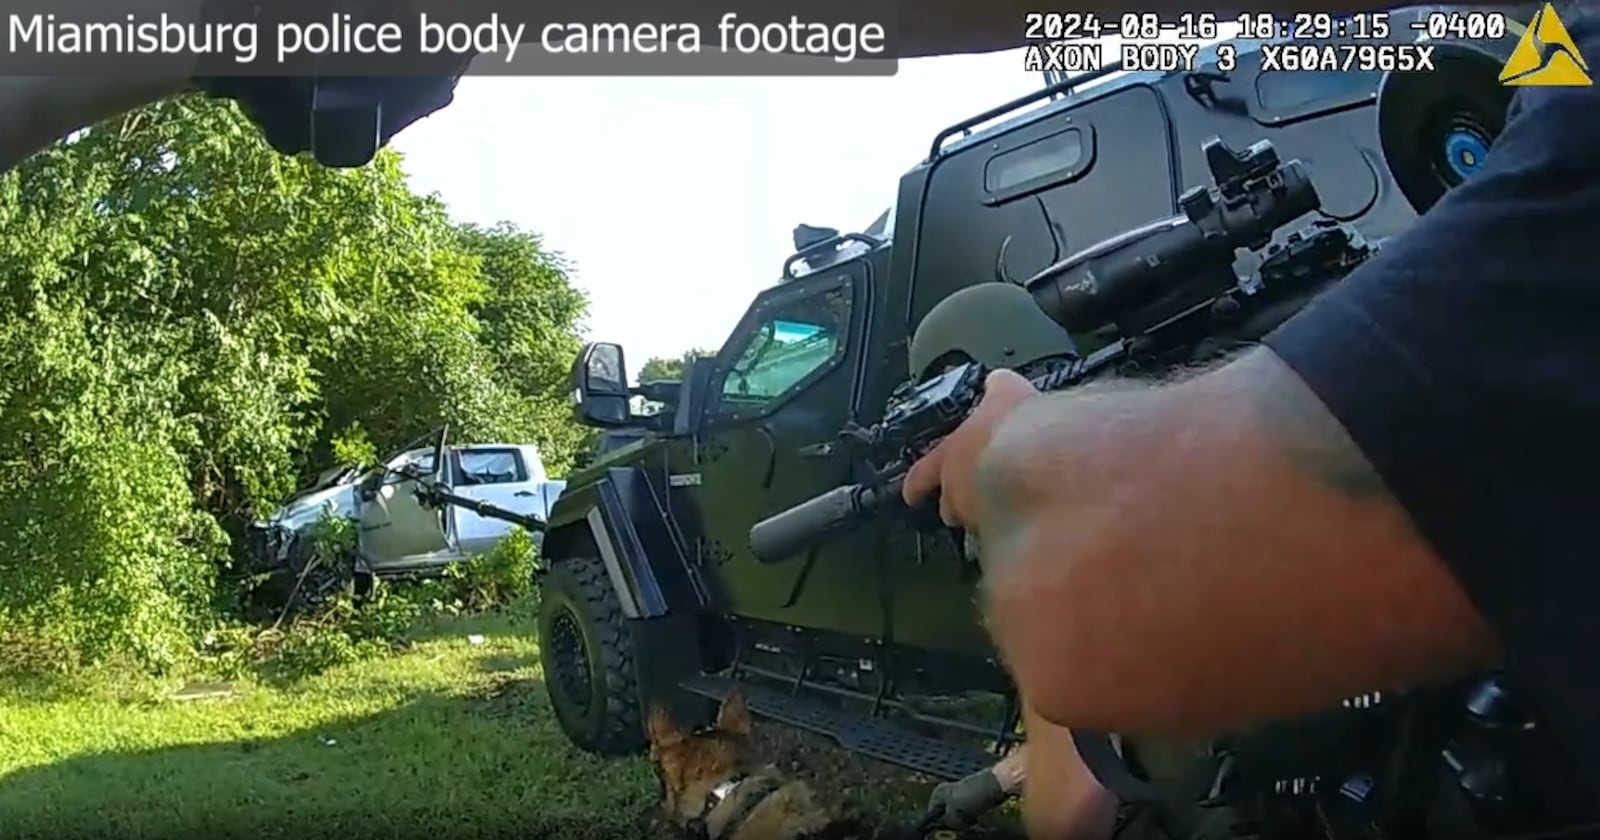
[247,437,565,591]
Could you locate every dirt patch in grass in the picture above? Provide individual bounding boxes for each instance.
[465,671,543,720]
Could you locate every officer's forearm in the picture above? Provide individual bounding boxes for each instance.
[1019,710,1117,840]
[0,0,199,172]
[974,347,1499,738]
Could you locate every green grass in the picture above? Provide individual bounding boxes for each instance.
[0,610,663,840]
[0,607,1022,840]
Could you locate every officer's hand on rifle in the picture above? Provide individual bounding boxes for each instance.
[901,369,1038,530]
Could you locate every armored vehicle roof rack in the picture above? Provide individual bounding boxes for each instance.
[782,229,884,282]
[929,65,1124,162]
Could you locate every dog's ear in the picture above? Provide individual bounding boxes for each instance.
[715,689,752,736]
[647,705,686,748]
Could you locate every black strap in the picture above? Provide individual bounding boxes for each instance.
[1072,730,1166,804]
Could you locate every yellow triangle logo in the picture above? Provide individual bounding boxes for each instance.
[1500,3,1592,86]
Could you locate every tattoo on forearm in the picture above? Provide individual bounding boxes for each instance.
[973,393,1075,575]
[973,453,1026,575]
[1243,350,1391,500]
[969,377,1142,578]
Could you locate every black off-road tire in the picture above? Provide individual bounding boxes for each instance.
[538,555,646,756]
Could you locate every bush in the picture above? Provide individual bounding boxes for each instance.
[452,529,539,611]
[0,95,588,675]
[194,519,540,682]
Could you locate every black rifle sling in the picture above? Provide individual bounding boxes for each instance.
[1072,729,1165,804]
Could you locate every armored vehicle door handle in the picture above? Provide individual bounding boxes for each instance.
[513,491,534,497]
[797,442,836,458]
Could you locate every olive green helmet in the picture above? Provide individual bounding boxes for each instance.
[907,282,1078,380]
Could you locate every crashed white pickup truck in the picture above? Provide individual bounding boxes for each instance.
[246,441,565,585]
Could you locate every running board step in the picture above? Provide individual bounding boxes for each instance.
[680,673,994,781]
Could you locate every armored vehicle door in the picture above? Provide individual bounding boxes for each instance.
[690,260,883,636]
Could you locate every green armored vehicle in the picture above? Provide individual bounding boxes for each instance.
[530,11,1538,836]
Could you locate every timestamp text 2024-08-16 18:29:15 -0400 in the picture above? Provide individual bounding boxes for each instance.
[1021,11,1502,74]
[1022,11,1507,42]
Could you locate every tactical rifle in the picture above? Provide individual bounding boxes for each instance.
[749,137,1375,564]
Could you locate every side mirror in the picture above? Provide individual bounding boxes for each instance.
[571,342,632,427]
[357,470,381,501]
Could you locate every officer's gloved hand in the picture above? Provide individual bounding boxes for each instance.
[923,767,1009,830]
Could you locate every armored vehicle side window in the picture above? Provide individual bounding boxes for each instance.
[1254,69,1382,122]
[984,127,1087,195]
[716,286,852,416]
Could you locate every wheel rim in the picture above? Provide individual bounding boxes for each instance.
[548,608,593,716]
[1434,113,1494,187]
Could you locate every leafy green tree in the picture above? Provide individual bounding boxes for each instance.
[453,222,590,473]
[638,348,712,383]
[0,95,588,670]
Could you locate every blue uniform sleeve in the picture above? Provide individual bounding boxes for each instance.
[1261,9,1600,803]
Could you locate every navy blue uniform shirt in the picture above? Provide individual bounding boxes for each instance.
[1264,2,1600,810]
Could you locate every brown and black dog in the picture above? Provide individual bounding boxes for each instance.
[645,690,871,840]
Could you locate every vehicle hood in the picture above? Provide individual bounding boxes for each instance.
[261,483,358,530]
